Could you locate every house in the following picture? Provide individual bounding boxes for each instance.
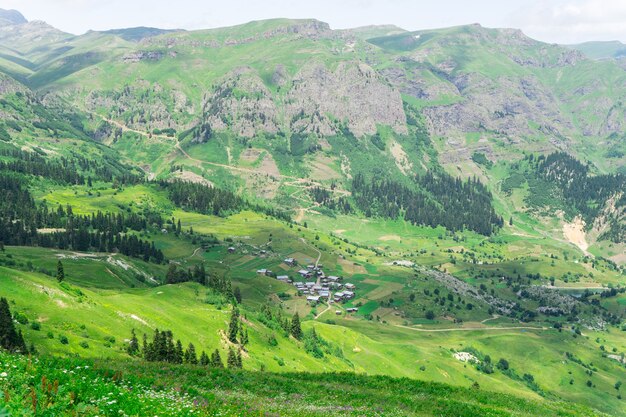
[307,264,316,270]
[346,307,358,313]
[334,292,345,302]
[327,276,341,282]
[305,281,316,288]
[227,247,236,253]
[294,281,305,288]
[312,284,322,291]
[335,310,342,315]
[319,290,330,298]
[343,291,355,299]
[344,283,356,290]
[276,275,291,283]
[307,296,320,304]
[298,269,310,277]
[257,269,268,275]
[283,258,296,266]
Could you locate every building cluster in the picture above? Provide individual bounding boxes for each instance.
[257,259,357,308]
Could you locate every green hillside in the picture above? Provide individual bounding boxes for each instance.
[0,11,624,417]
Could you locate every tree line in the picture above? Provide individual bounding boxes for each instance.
[0,147,142,186]
[531,152,625,242]
[0,173,164,263]
[351,172,503,235]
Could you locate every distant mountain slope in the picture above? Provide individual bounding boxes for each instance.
[567,41,626,60]
[0,8,27,26]
[94,26,183,42]
[0,15,623,249]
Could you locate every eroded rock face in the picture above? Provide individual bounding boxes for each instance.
[204,68,280,138]
[202,62,407,138]
[85,80,194,131]
[286,62,407,137]
[121,51,164,63]
[422,74,571,140]
[0,73,27,95]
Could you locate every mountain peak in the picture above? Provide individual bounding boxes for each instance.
[0,8,27,26]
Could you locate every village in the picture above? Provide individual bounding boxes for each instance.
[256,257,359,314]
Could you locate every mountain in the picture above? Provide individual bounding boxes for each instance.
[0,8,27,26]
[94,26,183,42]
[0,12,625,417]
[567,40,626,60]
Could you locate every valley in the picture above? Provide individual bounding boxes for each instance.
[0,6,624,417]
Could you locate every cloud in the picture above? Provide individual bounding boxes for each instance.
[509,0,626,43]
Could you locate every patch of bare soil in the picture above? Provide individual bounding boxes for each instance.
[563,216,590,255]
[389,140,413,175]
[173,170,214,187]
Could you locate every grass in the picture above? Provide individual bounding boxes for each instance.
[1,262,625,415]
[0,351,610,417]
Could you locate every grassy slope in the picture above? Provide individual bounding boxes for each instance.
[0,352,608,417]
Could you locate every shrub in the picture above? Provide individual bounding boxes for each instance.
[79,341,89,349]
[30,322,41,331]
[59,335,69,345]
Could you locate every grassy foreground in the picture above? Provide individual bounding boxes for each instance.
[0,351,608,417]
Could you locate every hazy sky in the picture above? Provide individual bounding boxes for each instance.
[1,0,625,44]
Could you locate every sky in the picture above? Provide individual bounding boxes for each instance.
[0,0,625,44]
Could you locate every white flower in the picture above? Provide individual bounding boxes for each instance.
[0,372,7,378]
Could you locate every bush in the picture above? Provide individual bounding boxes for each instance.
[13,312,28,325]
[79,341,89,349]
[497,358,509,370]
[30,322,41,331]
[59,335,69,345]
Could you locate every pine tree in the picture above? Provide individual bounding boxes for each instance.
[127,329,139,356]
[0,297,26,353]
[291,312,302,340]
[236,349,243,369]
[56,260,65,283]
[227,347,239,368]
[240,327,249,347]
[165,264,178,284]
[200,351,209,366]
[184,342,198,364]
[233,286,242,304]
[210,349,223,368]
[142,333,148,359]
[228,307,240,343]
[174,340,184,364]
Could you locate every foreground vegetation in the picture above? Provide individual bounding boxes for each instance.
[0,351,610,417]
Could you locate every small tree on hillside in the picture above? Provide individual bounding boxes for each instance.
[228,307,240,343]
[56,260,65,283]
[200,350,209,366]
[210,349,223,368]
[127,329,139,356]
[174,340,184,364]
[291,312,302,340]
[234,286,242,304]
[227,347,241,369]
[0,297,27,353]
[184,342,198,364]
